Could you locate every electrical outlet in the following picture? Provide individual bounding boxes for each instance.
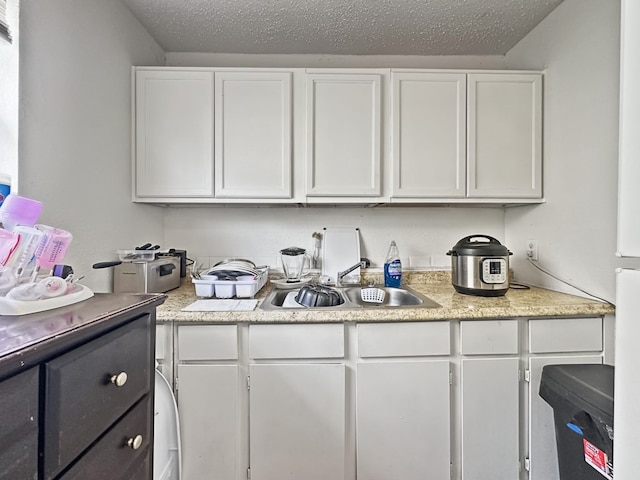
[526,239,538,261]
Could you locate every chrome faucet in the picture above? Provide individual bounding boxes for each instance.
[336,261,365,286]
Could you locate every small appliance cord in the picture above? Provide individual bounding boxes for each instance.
[526,258,614,306]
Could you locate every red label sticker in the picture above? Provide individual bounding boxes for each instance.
[583,439,613,480]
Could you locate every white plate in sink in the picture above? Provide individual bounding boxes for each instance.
[271,277,312,289]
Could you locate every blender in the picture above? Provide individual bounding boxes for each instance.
[280,247,307,283]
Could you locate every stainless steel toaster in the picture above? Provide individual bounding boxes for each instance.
[113,256,181,293]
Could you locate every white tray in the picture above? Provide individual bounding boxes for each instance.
[0,284,94,316]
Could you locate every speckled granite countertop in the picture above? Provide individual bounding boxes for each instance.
[156,271,614,323]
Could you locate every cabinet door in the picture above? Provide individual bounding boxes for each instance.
[461,358,520,480]
[214,72,292,198]
[249,363,346,480]
[528,355,602,480]
[155,324,172,385]
[392,72,466,198]
[468,73,542,198]
[0,367,39,480]
[617,0,640,256]
[306,73,382,197]
[135,70,214,198]
[177,364,239,480]
[529,317,603,353]
[356,360,451,480]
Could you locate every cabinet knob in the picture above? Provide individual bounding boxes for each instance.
[110,372,128,387]
[127,434,143,450]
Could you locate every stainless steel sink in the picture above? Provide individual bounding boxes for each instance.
[259,285,440,311]
[342,286,441,308]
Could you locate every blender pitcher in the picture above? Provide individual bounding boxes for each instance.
[280,247,307,282]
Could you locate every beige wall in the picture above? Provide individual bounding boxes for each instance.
[19,0,165,291]
[504,0,621,302]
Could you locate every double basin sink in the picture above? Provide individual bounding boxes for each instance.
[259,284,441,311]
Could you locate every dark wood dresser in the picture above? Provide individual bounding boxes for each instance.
[0,293,166,480]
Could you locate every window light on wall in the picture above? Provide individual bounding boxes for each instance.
[0,0,11,44]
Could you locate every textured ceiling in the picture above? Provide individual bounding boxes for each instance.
[120,0,565,56]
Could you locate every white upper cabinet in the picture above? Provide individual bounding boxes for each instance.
[391,72,466,198]
[135,70,214,199]
[133,67,542,204]
[467,73,543,198]
[214,71,292,199]
[134,68,297,203]
[305,72,383,199]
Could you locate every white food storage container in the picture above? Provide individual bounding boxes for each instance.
[192,274,217,297]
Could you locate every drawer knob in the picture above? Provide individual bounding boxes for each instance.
[127,434,143,450]
[110,372,128,387]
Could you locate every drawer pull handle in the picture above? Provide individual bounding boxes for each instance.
[110,372,128,387]
[127,434,143,450]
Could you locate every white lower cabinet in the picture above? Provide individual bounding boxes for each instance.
[176,325,241,480]
[357,360,451,480]
[460,320,520,480]
[526,317,605,480]
[170,316,608,480]
[248,323,347,480]
[249,364,346,480]
[461,358,520,480]
[155,323,173,384]
[356,322,451,480]
[527,355,602,480]
[178,364,239,480]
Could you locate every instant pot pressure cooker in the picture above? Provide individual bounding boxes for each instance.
[447,235,513,296]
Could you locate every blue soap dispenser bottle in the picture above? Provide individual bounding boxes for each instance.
[384,240,402,288]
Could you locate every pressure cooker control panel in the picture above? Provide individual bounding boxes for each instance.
[481,258,507,284]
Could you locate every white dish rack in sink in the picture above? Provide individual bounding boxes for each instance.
[192,267,269,298]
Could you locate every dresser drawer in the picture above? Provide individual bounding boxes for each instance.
[529,317,603,353]
[460,320,519,355]
[0,367,39,480]
[249,324,344,359]
[61,396,152,480]
[43,315,151,479]
[358,322,451,357]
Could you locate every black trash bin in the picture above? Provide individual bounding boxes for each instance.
[539,364,614,480]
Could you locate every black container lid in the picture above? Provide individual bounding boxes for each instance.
[447,234,512,256]
[280,246,306,256]
[539,364,614,423]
